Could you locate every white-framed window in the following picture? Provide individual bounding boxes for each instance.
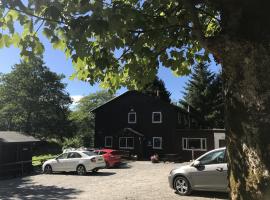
[119,137,134,149]
[153,137,162,149]
[128,112,136,123]
[182,138,207,151]
[152,112,162,123]
[105,136,113,147]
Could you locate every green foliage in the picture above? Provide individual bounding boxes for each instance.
[32,154,58,166]
[69,90,115,147]
[139,76,171,103]
[0,58,72,138]
[181,63,224,128]
[0,0,220,91]
[62,136,83,149]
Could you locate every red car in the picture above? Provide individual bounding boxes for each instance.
[94,149,122,168]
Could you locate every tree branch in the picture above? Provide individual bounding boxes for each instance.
[182,0,208,49]
[182,0,224,59]
[117,33,142,61]
[4,4,66,25]
[128,25,179,34]
[196,8,221,23]
[34,20,45,36]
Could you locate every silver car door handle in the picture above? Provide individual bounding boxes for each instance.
[216,167,223,172]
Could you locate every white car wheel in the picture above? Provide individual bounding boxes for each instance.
[44,165,52,174]
[77,165,86,175]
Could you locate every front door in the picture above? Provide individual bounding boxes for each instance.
[190,149,228,191]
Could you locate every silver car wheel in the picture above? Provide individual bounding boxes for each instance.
[77,165,86,175]
[174,176,191,195]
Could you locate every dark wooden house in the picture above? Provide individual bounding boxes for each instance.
[92,91,222,160]
[0,131,39,177]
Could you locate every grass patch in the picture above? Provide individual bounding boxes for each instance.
[32,154,59,166]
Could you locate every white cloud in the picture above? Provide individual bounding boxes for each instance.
[71,95,84,103]
[71,95,84,108]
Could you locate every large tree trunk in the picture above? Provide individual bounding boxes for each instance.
[221,40,270,199]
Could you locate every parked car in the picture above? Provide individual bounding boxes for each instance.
[94,149,122,168]
[168,147,228,195]
[42,150,106,175]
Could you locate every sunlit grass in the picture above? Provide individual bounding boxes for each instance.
[32,154,58,166]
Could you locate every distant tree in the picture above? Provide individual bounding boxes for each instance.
[69,90,115,147]
[0,58,72,138]
[181,62,219,128]
[140,76,171,103]
[209,73,224,128]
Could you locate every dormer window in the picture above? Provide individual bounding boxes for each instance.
[128,111,136,124]
[152,112,162,123]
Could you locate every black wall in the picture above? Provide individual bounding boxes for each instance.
[93,91,197,158]
[0,142,33,177]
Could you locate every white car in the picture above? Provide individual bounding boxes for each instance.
[42,151,106,175]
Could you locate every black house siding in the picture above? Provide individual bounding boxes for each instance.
[93,91,200,159]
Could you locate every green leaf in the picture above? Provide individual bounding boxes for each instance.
[3,35,12,47]
[11,33,21,47]
[0,34,4,48]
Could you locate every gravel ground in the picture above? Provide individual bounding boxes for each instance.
[0,161,228,200]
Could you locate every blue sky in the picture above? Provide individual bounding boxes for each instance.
[0,35,220,104]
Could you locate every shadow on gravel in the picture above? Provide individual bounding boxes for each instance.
[116,163,132,169]
[175,191,228,199]
[90,172,116,176]
[0,178,82,200]
[47,171,116,176]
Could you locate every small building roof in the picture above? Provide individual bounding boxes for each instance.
[0,131,40,143]
[91,90,188,114]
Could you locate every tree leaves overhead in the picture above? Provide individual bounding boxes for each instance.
[0,0,221,91]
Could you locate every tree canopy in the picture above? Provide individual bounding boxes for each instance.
[0,58,72,138]
[1,1,270,199]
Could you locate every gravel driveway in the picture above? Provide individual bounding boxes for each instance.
[0,161,228,200]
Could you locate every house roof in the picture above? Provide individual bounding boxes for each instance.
[0,131,40,143]
[91,90,188,114]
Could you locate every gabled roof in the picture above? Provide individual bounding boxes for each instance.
[0,131,40,143]
[91,90,188,114]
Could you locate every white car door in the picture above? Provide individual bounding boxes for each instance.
[66,152,83,171]
[53,153,68,171]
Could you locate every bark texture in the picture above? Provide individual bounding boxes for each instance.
[221,39,270,200]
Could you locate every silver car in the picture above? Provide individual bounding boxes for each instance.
[168,147,228,195]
